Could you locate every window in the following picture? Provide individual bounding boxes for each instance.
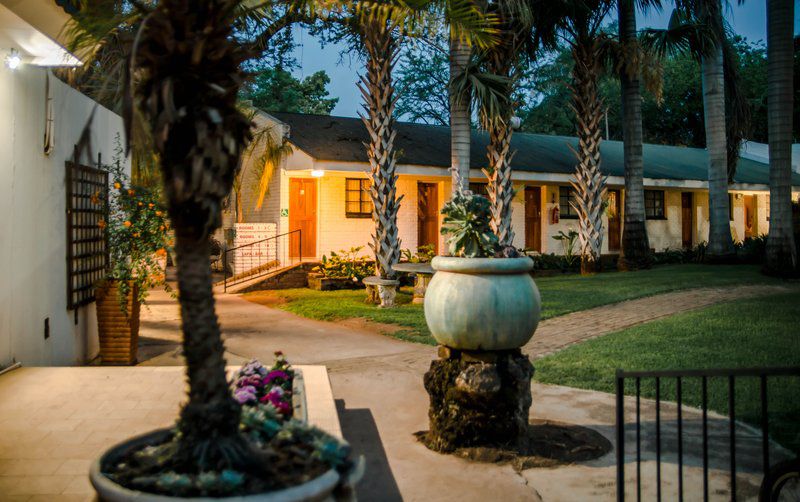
[469,182,489,197]
[559,186,578,219]
[644,190,666,219]
[345,178,371,218]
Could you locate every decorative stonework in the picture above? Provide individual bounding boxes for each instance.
[363,276,400,308]
[423,347,534,452]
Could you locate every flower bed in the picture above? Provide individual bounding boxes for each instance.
[232,352,295,417]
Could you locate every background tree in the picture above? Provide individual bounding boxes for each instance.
[396,38,451,125]
[765,0,797,274]
[241,65,339,114]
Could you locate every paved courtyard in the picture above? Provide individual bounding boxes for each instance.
[0,285,790,501]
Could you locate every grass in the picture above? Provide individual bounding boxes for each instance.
[246,264,781,345]
[534,291,800,453]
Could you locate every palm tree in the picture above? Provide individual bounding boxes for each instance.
[617,0,652,269]
[450,35,472,194]
[549,0,615,274]
[643,3,748,262]
[475,0,540,247]
[765,0,797,274]
[357,16,403,280]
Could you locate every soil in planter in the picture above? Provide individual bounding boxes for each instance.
[415,419,612,472]
[104,429,333,497]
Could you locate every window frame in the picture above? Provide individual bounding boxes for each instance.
[644,189,666,220]
[345,178,372,219]
[558,185,579,219]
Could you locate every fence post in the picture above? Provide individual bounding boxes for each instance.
[616,369,625,502]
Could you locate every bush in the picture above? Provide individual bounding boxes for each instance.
[400,244,436,263]
[736,235,767,264]
[314,246,372,282]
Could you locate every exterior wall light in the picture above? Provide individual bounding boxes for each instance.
[311,169,325,178]
[5,49,21,70]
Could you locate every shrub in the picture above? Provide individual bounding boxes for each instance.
[400,243,436,263]
[314,246,372,282]
[736,235,767,264]
[552,230,579,269]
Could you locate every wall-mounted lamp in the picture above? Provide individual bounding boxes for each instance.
[311,169,325,178]
[5,49,21,70]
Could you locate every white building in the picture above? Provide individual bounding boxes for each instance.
[0,0,126,367]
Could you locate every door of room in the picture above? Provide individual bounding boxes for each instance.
[289,178,316,258]
[681,192,693,249]
[524,187,542,252]
[744,195,756,239]
[417,182,439,254]
[607,189,621,252]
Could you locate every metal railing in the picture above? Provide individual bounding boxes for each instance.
[615,367,800,502]
[223,229,301,291]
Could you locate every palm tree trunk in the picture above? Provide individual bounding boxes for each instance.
[174,232,243,463]
[765,0,797,274]
[701,3,735,260]
[570,40,607,275]
[617,0,651,270]
[359,21,402,279]
[449,36,471,194]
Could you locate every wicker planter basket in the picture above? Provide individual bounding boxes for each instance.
[96,280,140,365]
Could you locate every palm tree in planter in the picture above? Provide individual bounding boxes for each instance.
[764,0,797,275]
[357,14,404,307]
[644,2,749,262]
[70,1,360,499]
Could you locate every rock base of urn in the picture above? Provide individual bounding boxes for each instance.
[423,346,534,453]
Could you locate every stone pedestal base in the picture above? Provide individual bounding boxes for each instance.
[423,347,534,453]
[363,276,399,308]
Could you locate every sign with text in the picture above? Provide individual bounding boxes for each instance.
[231,222,277,276]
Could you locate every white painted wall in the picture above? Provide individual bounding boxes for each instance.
[0,67,125,367]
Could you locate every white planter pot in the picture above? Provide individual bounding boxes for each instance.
[90,429,343,502]
[423,256,541,350]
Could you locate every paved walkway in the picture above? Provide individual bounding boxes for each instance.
[0,282,790,501]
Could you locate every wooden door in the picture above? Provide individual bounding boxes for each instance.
[744,195,756,238]
[607,189,621,252]
[524,187,542,252]
[681,192,693,249]
[289,178,316,258]
[417,183,439,254]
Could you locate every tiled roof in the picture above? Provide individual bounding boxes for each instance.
[269,112,800,186]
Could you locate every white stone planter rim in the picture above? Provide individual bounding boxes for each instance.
[89,428,341,502]
[431,256,533,275]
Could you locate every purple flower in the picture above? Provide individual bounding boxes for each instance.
[236,375,263,389]
[263,370,289,384]
[234,385,257,404]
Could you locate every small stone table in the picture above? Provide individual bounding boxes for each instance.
[392,262,435,304]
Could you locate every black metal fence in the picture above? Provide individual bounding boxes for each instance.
[223,229,301,291]
[616,367,800,502]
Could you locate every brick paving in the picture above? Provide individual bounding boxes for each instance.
[524,284,791,359]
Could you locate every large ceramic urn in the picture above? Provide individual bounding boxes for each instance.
[423,256,541,350]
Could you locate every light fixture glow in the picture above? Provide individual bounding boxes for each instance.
[311,169,325,178]
[6,49,21,70]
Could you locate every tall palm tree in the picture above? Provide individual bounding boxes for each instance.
[450,35,472,194]
[765,0,797,274]
[643,3,748,262]
[617,0,652,269]
[357,16,403,280]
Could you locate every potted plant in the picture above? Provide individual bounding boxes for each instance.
[96,143,171,365]
[70,0,363,499]
[424,191,541,350]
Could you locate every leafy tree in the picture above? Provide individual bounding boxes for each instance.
[396,41,451,125]
[241,65,339,115]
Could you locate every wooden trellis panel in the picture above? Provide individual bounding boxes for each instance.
[66,159,109,309]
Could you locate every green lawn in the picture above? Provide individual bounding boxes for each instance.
[534,291,800,452]
[245,264,782,345]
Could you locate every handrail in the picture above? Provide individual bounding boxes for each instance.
[223,229,301,291]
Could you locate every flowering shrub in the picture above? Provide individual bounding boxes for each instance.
[314,246,372,282]
[231,352,294,417]
[102,138,172,312]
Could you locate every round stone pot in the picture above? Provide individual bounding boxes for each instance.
[90,428,344,502]
[423,256,541,350]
